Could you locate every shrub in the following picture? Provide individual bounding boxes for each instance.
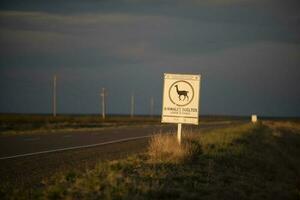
[148,133,202,163]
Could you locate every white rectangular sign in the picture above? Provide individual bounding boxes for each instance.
[251,115,258,123]
[162,73,201,125]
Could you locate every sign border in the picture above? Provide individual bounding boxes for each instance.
[162,73,200,125]
[168,80,194,107]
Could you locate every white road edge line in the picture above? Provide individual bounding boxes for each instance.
[0,134,162,160]
[0,123,240,161]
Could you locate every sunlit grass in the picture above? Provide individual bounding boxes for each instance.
[148,133,203,164]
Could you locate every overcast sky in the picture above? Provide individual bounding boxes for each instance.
[0,0,299,116]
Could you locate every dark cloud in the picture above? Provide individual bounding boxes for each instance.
[0,0,299,116]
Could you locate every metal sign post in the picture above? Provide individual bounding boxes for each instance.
[177,123,182,144]
[162,73,201,144]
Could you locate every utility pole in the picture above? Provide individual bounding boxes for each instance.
[53,74,57,117]
[130,92,135,118]
[100,88,106,119]
[150,97,154,118]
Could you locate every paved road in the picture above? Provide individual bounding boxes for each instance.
[0,122,245,187]
[0,122,240,159]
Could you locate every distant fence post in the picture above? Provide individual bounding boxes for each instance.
[251,115,257,123]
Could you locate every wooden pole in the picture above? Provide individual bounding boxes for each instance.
[53,75,56,117]
[131,92,134,118]
[150,97,154,118]
[101,88,106,119]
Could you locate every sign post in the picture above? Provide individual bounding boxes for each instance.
[177,123,182,144]
[162,73,201,144]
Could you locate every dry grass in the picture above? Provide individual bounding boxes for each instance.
[265,120,300,133]
[148,133,202,163]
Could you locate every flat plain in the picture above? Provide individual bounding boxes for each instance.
[0,115,299,199]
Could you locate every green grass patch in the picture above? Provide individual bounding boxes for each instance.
[1,122,300,199]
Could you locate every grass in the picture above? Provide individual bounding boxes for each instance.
[148,133,202,164]
[1,121,300,199]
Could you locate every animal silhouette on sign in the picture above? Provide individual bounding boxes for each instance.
[174,85,189,101]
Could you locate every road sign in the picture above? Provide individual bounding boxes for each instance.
[162,73,201,125]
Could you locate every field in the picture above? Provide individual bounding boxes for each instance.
[1,119,299,199]
[0,114,244,135]
[0,114,160,135]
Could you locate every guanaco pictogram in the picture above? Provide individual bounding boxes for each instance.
[174,85,189,101]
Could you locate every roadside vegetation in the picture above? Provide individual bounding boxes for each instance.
[1,121,299,199]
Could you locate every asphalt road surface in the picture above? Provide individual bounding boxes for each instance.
[0,122,240,160]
